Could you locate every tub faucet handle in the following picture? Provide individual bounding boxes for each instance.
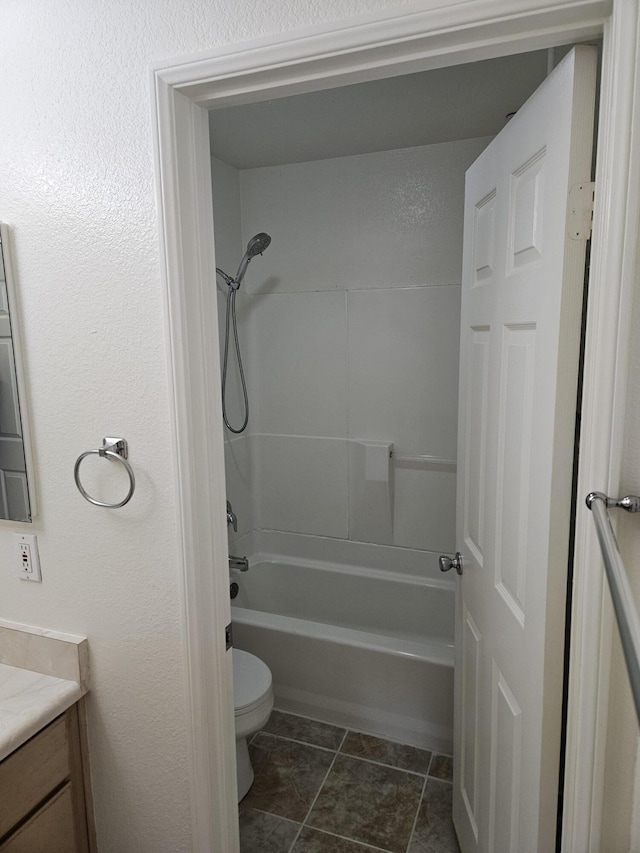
[226,500,238,532]
[439,552,464,576]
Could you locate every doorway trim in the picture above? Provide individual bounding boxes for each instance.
[151,1,640,850]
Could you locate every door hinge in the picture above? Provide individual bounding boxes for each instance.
[225,622,233,650]
[567,181,595,240]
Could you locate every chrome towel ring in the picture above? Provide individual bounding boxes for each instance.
[74,437,135,508]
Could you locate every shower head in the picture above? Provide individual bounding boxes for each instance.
[247,232,271,257]
[234,232,271,286]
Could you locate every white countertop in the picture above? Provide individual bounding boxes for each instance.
[0,663,83,761]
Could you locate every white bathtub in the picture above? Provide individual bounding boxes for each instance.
[230,531,455,753]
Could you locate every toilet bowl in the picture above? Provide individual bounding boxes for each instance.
[233,648,274,801]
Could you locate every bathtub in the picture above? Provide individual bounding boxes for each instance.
[230,531,455,753]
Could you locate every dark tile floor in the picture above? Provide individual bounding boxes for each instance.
[239,710,461,853]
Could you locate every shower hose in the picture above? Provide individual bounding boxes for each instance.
[221,284,249,434]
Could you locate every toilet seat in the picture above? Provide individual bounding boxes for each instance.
[233,649,272,717]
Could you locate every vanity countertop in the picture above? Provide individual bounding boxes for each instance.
[0,619,89,762]
[0,663,83,761]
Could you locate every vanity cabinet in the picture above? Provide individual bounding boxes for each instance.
[0,703,93,852]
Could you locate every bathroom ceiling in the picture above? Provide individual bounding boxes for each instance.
[208,49,558,169]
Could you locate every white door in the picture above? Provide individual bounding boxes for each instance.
[452,46,597,853]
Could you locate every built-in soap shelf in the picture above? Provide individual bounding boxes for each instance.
[348,441,457,546]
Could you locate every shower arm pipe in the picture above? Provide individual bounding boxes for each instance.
[216,267,235,287]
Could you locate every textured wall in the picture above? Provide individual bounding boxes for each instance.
[0,1,419,850]
[600,290,640,851]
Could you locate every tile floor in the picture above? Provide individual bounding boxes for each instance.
[239,710,461,853]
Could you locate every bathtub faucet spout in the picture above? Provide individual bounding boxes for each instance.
[229,554,249,572]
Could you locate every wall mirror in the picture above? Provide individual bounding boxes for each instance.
[0,225,34,521]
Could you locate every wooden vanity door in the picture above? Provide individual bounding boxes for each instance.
[0,706,92,853]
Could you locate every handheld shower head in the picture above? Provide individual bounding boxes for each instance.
[247,232,271,257]
[235,232,271,286]
[220,231,271,434]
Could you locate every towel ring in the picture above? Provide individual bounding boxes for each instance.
[74,437,135,508]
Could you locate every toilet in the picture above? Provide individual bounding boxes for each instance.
[233,648,274,801]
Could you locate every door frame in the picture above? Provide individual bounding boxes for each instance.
[151,1,640,850]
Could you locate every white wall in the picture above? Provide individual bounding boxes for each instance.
[219,138,490,557]
[0,2,422,851]
[211,155,244,426]
[600,290,640,851]
[1,1,638,849]
[212,156,243,288]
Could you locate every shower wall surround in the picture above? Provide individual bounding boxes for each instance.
[212,136,491,556]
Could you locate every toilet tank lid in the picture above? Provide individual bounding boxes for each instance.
[233,648,272,711]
